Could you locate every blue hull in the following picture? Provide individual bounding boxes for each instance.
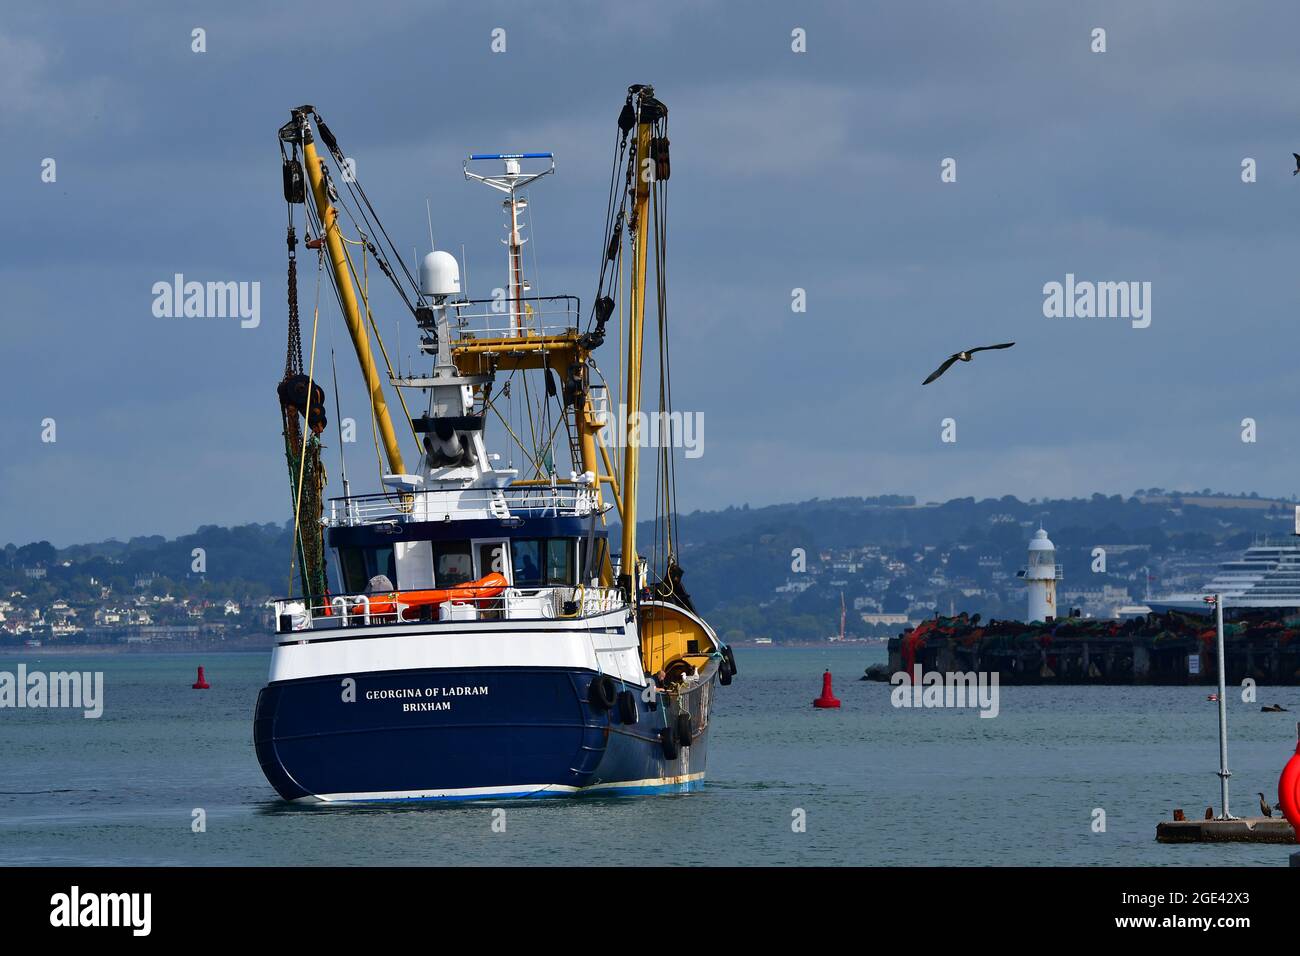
[254,663,715,802]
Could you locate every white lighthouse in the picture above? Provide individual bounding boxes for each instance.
[1021,526,1061,622]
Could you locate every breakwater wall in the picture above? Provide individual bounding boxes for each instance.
[882,611,1300,685]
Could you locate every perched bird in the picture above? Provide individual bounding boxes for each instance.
[1293,153,1300,175]
[1261,703,1289,712]
[1258,792,1275,818]
[922,342,1015,384]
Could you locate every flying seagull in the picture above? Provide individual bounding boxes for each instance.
[922,342,1015,385]
[1293,153,1300,175]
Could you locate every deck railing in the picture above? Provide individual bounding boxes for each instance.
[448,294,580,340]
[271,585,625,635]
[328,484,599,526]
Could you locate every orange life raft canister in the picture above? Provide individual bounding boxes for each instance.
[358,572,509,618]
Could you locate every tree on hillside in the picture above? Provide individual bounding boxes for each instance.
[15,541,56,567]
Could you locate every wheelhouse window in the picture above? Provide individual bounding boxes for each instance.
[582,537,609,584]
[477,541,509,579]
[511,538,577,587]
[433,540,474,587]
[337,545,396,593]
[512,539,543,587]
[546,539,575,586]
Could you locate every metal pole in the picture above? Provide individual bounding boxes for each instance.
[1215,594,1232,818]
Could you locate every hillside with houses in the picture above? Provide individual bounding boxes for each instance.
[3,491,1296,647]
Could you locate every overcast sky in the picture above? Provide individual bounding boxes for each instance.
[4,1,1300,546]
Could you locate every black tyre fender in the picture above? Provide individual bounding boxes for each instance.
[588,674,617,711]
[659,726,679,760]
[617,689,638,725]
[722,645,738,676]
[675,712,693,746]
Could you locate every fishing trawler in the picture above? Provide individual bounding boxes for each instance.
[253,87,736,802]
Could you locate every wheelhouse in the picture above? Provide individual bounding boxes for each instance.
[328,517,608,593]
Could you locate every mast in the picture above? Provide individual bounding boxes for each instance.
[297,109,406,476]
[458,151,613,580]
[618,109,655,596]
[463,153,554,340]
[506,188,526,337]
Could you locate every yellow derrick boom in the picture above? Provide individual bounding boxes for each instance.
[619,118,654,597]
[302,134,406,476]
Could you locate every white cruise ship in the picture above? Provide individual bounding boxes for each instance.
[1146,542,1300,614]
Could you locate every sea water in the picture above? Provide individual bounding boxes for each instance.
[0,647,1294,866]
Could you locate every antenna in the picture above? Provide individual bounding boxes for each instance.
[330,349,351,500]
[412,246,422,306]
[426,199,435,252]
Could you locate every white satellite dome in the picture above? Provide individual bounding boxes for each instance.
[420,250,461,297]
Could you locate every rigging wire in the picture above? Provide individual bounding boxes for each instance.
[310,110,422,313]
[301,152,428,508]
[287,247,325,597]
[336,230,420,448]
[303,197,393,498]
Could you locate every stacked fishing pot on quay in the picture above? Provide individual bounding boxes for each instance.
[878,610,1300,685]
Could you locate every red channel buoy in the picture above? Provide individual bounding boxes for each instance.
[192,666,210,690]
[1279,724,1300,838]
[813,669,841,708]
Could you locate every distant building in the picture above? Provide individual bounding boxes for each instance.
[861,612,910,627]
[1114,604,1152,619]
[94,608,124,626]
[775,578,814,594]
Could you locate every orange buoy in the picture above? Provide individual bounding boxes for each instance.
[1279,725,1300,838]
[192,666,210,690]
[813,669,841,708]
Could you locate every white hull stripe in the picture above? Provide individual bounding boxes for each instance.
[282,623,628,647]
[268,613,644,684]
[302,772,706,803]
[281,608,628,638]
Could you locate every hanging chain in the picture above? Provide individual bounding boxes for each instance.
[285,224,303,379]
